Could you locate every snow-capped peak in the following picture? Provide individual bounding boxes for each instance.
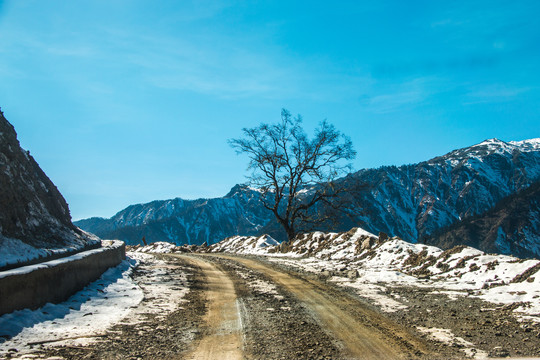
[474,137,540,153]
[509,138,540,151]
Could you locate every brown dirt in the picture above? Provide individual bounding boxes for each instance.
[176,255,242,360]
[14,253,533,359]
[215,254,429,359]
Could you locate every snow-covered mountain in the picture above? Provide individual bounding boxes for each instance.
[76,185,276,246]
[342,138,540,252]
[0,111,99,269]
[76,138,540,257]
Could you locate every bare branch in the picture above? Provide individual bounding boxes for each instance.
[229,108,356,240]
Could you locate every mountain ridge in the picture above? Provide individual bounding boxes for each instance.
[76,137,540,257]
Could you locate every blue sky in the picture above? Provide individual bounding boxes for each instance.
[0,0,539,220]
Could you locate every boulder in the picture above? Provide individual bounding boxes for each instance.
[488,346,509,358]
[347,269,359,279]
[361,237,374,250]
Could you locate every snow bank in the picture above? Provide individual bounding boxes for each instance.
[209,228,540,320]
[0,251,191,356]
[209,234,279,255]
[0,240,123,280]
[130,235,280,256]
[123,227,540,320]
[0,231,101,269]
[130,241,199,254]
[131,241,178,253]
[0,257,142,353]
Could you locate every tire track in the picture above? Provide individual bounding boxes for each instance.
[174,255,243,360]
[213,254,430,360]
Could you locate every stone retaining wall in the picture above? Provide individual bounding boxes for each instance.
[0,241,125,315]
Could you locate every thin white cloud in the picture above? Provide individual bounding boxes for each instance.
[126,34,295,99]
[0,1,377,104]
[368,91,426,114]
[95,29,371,101]
[361,78,433,114]
[465,85,531,104]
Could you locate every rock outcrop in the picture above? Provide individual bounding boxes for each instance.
[0,110,98,268]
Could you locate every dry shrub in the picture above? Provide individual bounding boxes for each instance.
[436,262,450,272]
[486,260,499,271]
[439,245,467,261]
[403,249,428,267]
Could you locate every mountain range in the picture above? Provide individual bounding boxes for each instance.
[76,138,540,258]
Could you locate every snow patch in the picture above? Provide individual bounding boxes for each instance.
[416,327,488,359]
[0,240,124,279]
[209,234,279,255]
[0,250,190,356]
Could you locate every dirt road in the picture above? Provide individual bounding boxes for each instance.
[179,256,243,360]
[220,255,427,360]
[177,254,429,359]
[36,253,455,359]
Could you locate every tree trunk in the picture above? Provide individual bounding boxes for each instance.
[284,223,296,242]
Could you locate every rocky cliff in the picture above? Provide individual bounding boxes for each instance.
[0,110,98,268]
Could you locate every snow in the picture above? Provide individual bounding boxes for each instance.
[0,258,142,353]
[479,265,540,315]
[0,232,101,269]
[131,241,178,253]
[416,327,488,359]
[0,237,51,269]
[209,234,279,255]
[120,252,189,323]
[0,249,190,356]
[510,138,540,151]
[236,269,280,297]
[337,279,408,313]
[247,186,264,193]
[0,240,124,279]
[208,227,540,321]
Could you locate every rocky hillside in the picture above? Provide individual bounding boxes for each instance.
[77,138,540,257]
[0,110,98,268]
[428,181,540,258]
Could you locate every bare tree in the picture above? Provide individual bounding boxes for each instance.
[229,109,356,241]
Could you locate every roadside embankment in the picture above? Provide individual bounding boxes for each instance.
[0,240,125,315]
